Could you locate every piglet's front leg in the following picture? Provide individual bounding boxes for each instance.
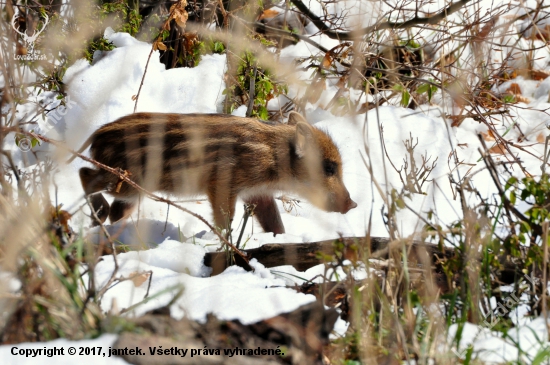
[244,196,285,236]
[207,186,237,235]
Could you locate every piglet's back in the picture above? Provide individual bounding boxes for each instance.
[88,113,295,196]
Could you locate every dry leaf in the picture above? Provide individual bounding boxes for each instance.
[489,143,506,155]
[174,11,188,28]
[153,39,167,51]
[526,24,550,41]
[48,205,72,233]
[169,0,189,29]
[515,95,530,103]
[449,115,464,127]
[258,8,279,21]
[531,70,550,81]
[537,132,546,143]
[506,83,522,95]
[322,53,333,68]
[183,32,199,53]
[337,76,347,88]
[306,77,326,104]
[16,43,27,56]
[476,17,498,40]
[321,43,351,69]
[480,131,495,141]
[128,272,151,287]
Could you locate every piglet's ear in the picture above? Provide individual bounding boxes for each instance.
[295,122,314,158]
[287,111,308,126]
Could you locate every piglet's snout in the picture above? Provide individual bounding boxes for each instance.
[340,197,357,214]
[333,189,357,214]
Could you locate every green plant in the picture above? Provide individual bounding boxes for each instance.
[179,33,205,67]
[207,39,226,54]
[99,1,142,36]
[0,203,104,342]
[416,80,438,102]
[224,51,288,119]
[80,0,143,63]
[84,37,115,63]
[393,83,411,107]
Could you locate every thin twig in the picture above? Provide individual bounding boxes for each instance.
[133,47,154,113]
[246,62,257,117]
[86,196,121,299]
[477,134,537,234]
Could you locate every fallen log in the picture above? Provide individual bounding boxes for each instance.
[204,237,455,275]
[204,236,519,285]
[113,302,337,365]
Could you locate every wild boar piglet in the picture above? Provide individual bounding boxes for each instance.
[77,112,357,234]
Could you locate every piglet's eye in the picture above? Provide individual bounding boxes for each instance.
[323,160,337,176]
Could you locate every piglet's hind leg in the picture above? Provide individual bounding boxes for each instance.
[109,199,137,223]
[80,167,110,224]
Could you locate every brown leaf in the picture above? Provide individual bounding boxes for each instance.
[476,17,498,40]
[306,77,326,104]
[257,8,279,21]
[16,44,27,56]
[322,53,333,68]
[183,32,199,53]
[526,24,550,41]
[489,143,506,155]
[537,132,546,143]
[174,11,189,28]
[168,1,189,29]
[531,69,550,81]
[449,115,464,127]
[506,83,522,95]
[321,43,351,69]
[515,95,530,103]
[480,131,495,141]
[48,205,72,234]
[153,39,167,51]
[129,272,151,287]
[337,76,347,88]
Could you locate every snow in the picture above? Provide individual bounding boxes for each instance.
[3,1,550,362]
[93,243,314,323]
[447,318,550,363]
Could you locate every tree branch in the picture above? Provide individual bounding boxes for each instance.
[290,0,473,40]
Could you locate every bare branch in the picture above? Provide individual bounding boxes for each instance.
[290,0,473,40]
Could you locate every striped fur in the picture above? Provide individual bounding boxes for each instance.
[79,112,357,233]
